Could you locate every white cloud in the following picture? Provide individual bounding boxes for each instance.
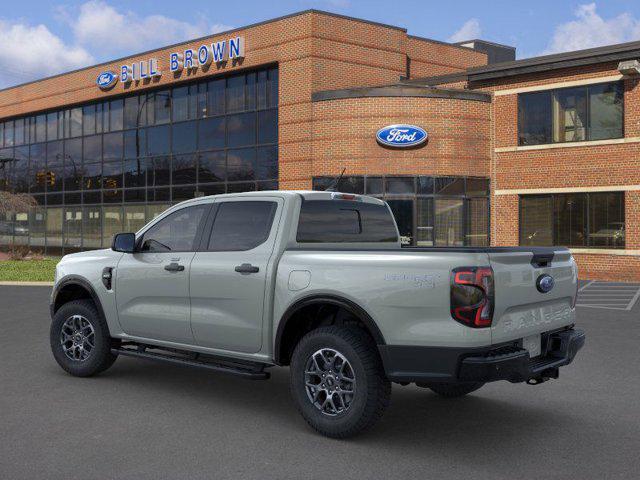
[448,19,481,43]
[0,20,93,88]
[68,1,232,57]
[542,3,640,54]
[0,1,235,88]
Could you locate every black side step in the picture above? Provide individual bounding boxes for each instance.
[111,346,270,380]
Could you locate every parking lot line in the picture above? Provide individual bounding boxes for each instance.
[576,281,640,311]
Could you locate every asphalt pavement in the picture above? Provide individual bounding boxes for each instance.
[0,285,639,480]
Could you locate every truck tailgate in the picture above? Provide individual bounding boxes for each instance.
[489,248,577,345]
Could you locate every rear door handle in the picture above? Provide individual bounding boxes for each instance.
[164,262,185,272]
[235,263,260,274]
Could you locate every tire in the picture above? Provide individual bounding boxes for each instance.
[289,326,391,438]
[425,382,485,398]
[50,299,118,377]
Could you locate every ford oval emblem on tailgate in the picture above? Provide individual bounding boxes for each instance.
[536,274,555,293]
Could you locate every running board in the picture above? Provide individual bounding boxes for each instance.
[111,345,270,380]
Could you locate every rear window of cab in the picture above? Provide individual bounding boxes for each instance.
[296,200,398,243]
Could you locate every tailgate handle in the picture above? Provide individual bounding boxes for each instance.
[531,252,554,268]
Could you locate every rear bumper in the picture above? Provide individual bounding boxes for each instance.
[379,327,585,384]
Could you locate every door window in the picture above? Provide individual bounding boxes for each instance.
[207,201,277,251]
[140,204,208,252]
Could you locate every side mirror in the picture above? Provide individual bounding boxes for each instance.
[112,232,137,253]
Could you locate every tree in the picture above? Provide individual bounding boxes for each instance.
[0,191,37,216]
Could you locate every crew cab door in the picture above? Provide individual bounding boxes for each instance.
[115,204,211,344]
[190,197,282,353]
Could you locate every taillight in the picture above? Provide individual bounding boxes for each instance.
[450,266,494,328]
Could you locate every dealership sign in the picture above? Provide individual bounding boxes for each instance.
[96,71,118,90]
[96,36,245,89]
[376,124,428,148]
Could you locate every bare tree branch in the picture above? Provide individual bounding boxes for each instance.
[0,191,37,216]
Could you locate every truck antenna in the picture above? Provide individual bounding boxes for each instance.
[325,168,346,192]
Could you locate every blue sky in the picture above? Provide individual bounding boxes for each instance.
[1,0,640,88]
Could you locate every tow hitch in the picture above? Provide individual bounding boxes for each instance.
[526,367,559,385]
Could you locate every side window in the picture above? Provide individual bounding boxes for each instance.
[207,201,277,251]
[140,205,208,252]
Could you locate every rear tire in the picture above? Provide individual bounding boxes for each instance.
[425,382,484,398]
[290,326,391,438]
[50,299,118,377]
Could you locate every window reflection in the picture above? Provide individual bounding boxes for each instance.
[0,67,278,253]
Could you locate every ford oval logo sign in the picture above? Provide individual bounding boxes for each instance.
[376,124,428,148]
[536,274,555,293]
[96,71,118,90]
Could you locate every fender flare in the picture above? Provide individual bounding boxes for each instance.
[50,275,107,326]
[274,294,386,365]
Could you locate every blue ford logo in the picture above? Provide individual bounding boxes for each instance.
[536,274,555,293]
[376,124,428,148]
[96,71,118,90]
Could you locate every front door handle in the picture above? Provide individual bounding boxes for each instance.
[235,263,260,274]
[164,262,185,272]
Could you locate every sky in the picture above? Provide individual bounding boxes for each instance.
[1,0,640,88]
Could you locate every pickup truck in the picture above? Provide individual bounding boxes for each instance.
[49,190,585,438]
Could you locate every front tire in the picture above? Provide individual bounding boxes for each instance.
[50,299,118,377]
[290,326,391,438]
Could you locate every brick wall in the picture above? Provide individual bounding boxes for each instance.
[0,10,488,193]
[309,95,491,187]
[479,63,640,281]
[406,37,487,79]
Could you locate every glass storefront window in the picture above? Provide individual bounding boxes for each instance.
[416,198,433,246]
[466,197,489,246]
[435,198,464,247]
[103,206,123,247]
[29,207,46,248]
[82,206,101,248]
[124,205,146,232]
[46,207,63,248]
[0,67,278,254]
[63,207,83,248]
[198,117,225,150]
[386,177,414,194]
[520,192,624,248]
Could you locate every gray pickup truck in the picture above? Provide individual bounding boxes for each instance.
[50,190,585,438]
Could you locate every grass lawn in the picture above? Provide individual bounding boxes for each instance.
[0,258,60,282]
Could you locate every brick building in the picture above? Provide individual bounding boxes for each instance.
[0,10,638,281]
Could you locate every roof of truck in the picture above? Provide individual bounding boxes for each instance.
[174,190,387,207]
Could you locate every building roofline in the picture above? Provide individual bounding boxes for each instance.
[406,34,479,53]
[0,9,408,94]
[312,84,491,103]
[400,71,469,86]
[453,39,516,51]
[467,39,640,81]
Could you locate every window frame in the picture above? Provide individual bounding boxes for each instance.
[518,192,626,249]
[202,198,280,252]
[517,81,624,146]
[136,203,212,253]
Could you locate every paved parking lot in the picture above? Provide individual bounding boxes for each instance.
[577,280,640,311]
[1,285,639,480]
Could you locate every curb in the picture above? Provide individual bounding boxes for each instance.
[0,281,54,286]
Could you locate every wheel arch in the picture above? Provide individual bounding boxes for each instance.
[51,276,107,327]
[274,294,386,366]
